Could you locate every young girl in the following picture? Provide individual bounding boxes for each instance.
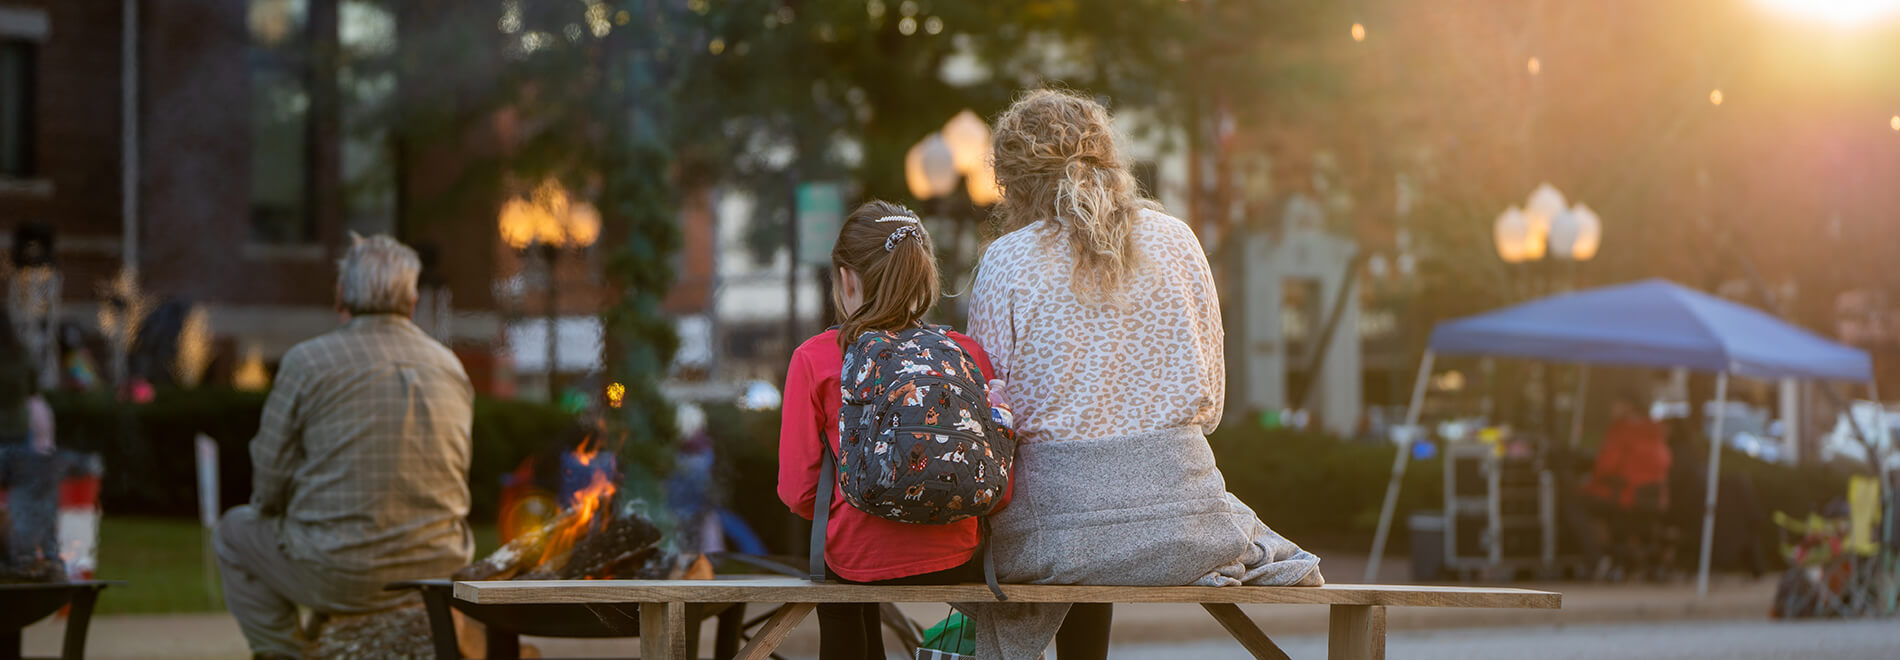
[777,200,1007,660]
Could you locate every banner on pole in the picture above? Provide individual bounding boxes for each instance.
[796,182,846,266]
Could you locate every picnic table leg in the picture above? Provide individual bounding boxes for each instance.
[733,603,815,660]
[1327,605,1386,660]
[1200,603,1292,660]
[641,602,689,659]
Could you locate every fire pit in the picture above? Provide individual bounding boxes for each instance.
[0,580,119,660]
[394,446,754,659]
[392,579,746,660]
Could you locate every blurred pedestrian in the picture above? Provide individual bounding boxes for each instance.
[0,307,35,446]
[1582,392,1672,580]
[214,234,475,660]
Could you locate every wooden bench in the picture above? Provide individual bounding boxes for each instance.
[455,577,1559,660]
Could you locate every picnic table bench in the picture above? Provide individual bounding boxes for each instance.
[455,577,1560,660]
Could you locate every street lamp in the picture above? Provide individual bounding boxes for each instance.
[499,180,601,401]
[908,109,1003,205]
[905,110,1005,293]
[1494,183,1602,441]
[1493,182,1601,264]
[905,133,958,201]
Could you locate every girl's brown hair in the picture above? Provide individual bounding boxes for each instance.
[832,200,941,347]
[990,88,1159,301]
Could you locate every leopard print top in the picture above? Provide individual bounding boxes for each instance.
[968,209,1225,445]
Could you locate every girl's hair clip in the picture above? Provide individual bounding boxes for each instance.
[874,214,918,224]
[884,224,922,251]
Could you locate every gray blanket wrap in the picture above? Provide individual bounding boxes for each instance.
[956,426,1323,658]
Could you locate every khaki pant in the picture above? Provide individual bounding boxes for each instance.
[213,505,416,658]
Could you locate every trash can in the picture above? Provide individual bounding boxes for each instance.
[1408,511,1446,581]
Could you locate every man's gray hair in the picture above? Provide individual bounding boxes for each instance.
[338,233,421,315]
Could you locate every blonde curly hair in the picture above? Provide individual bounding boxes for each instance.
[989,88,1158,301]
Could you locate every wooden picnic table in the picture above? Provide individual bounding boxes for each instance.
[455,577,1561,660]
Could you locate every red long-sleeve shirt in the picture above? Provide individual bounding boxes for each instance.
[777,328,1009,582]
[1585,417,1672,510]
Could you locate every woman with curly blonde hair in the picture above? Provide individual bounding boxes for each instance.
[960,89,1323,659]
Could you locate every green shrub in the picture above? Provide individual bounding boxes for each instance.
[46,388,573,521]
[704,402,801,554]
[77,384,1845,562]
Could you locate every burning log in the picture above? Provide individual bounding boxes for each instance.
[557,512,662,580]
[453,509,577,581]
[457,438,705,582]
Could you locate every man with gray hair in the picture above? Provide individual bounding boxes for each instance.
[215,234,475,659]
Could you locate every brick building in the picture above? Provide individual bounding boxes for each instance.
[0,1,716,396]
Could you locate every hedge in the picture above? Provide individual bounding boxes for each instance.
[49,388,1853,564]
[46,389,573,521]
[706,408,1857,560]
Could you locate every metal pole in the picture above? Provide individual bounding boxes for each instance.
[1873,379,1897,616]
[785,173,800,368]
[1872,379,1891,483]
[1696,372,1730,599]
[1568,365,1590,449]
[544,248,558,402]
[1366,350,1435,583]
[122,0,140,271]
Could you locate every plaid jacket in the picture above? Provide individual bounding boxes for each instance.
[251,314,474,578]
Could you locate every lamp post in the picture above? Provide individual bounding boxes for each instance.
[1494,182,1602,439]
[906,110,1003,294]
[499,180,601,401]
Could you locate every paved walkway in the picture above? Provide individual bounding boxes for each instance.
[1111,619,1900,660]
[23,575,1783,659]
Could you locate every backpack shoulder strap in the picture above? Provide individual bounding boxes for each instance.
[981,516,1007,600]
[809,441,835,583]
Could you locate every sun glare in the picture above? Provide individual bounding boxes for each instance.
[1754,0,1900,26]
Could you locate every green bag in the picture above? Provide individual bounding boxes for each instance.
[917,611,977,657]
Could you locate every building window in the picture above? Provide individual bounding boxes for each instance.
[0,39,36,179]
[248,0,314,244]
[339,0,396,237]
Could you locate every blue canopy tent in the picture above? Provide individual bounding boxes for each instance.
[1364,279,1880,597]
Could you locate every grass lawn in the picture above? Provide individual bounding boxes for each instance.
[93,517,500,615]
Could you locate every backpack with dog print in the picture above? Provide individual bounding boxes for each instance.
[835,325,1013,524]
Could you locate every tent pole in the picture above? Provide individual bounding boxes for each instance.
[1367,351,1435,583]
[1569,366,1590,449]
[1696,373,1730,599]
[1871,380,1891,481]
[1873,379,1897,616]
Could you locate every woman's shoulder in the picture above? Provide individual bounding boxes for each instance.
[1133,207,1210,260]
[1134,206,1195,240]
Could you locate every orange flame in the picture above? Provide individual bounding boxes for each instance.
[535,445,617,573]
[574,435,600,467]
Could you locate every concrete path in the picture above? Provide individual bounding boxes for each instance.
[1111,619,1900,660]
[22,572,1784,659]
